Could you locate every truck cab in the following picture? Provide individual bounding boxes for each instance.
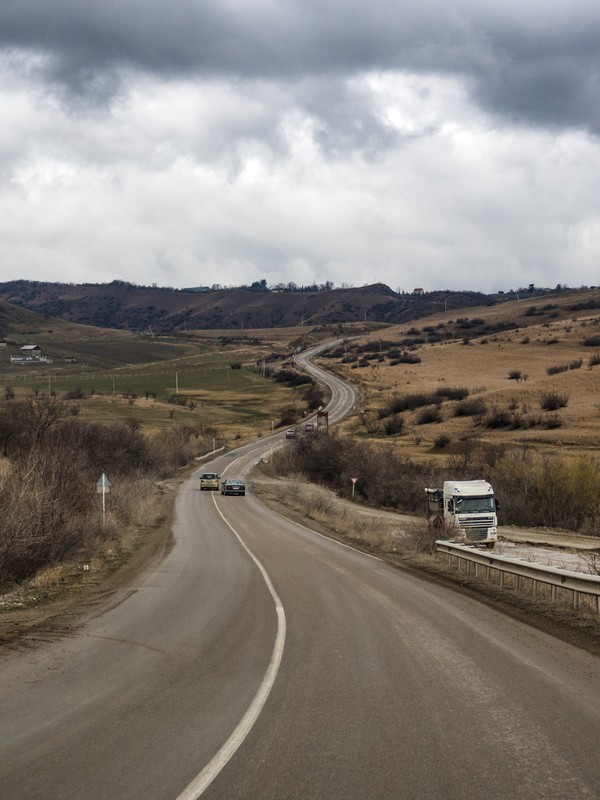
[425,480,498,548]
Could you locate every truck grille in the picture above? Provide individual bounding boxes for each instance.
[458,515,495,541]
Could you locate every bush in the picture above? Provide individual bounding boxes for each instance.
[304,383,326,410]
[433,434,451,448]
[454,397,487,417]
[508,370,523,381]
[384,414,405,436]
[381,392,442,418]
[491,452,600,531]
[546,364,568,376]
[63,387,86,400]
[276,406,300,427]
[540,391,568,411]
[583,336,600,347]
[435,386,469,401]
[589,352,600,367]
[0,397,207,587]
[481,407,512,428]
[416,406,443,425]
[275,369,313,386]
[269,433,434,512]
[389,354,421,365]
[544,414,563,429]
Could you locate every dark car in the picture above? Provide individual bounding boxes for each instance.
[221,479,246,496]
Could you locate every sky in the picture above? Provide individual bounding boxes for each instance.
[1,1,600,294]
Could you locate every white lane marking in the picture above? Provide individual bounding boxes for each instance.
[174,496,286,800]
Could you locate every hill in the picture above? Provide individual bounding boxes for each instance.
[0,279,507,333]
[324,286,600,467]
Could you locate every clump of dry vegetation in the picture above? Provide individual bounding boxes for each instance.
[0,395,216,593]
[268,432,600,534]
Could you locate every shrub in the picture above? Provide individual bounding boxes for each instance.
[389,354,422,365]
[434,434,451,448]
[382,392,442,417]
[491,453,600,531]
[384,415,405,436]
[165,393,187,406]
[304,383,326,410]
[589,352,600,367]
[546,364,568,376]
[544,414,563,429]
[454,397,487,417]
[276,406,300,427]
[63,387,86,400]
[540,391,568,411]
[435,386,469,401]
[508,370,523,381]
[583,336,600,347]
[569,359,583,370]
[481,407,512,428]
[269,432,434,512]
[416,406,443,425]
[275,369,313,386]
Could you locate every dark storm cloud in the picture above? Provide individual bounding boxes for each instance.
[2,1,600,132]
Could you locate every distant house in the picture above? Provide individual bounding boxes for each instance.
[10,344,53,364]
[412,288,424,295]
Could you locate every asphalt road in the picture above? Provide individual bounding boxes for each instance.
[1,343,600,799]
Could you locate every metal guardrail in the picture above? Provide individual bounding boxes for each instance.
[435,540,600,613]
[194,446,225,461]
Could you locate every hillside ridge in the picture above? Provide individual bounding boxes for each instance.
[0,279,519,333]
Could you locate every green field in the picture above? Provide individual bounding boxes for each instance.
[0,319,352,439]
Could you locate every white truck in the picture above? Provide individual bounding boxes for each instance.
[425,480,498,548]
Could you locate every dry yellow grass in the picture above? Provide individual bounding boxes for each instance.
[329,289,600,463]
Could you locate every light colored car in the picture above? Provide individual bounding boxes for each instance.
[221,479,246,496]
[199,472,220,491]
[285,428,296,439]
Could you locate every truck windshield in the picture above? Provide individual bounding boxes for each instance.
[455,496,495,513]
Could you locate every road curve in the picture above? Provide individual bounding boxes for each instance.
[1,343,600,799]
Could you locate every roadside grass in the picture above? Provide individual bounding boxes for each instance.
[0,477,168,614]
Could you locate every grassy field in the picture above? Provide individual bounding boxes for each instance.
[7,290,600,456]
[0,320,351,440]
[321,288,600,464]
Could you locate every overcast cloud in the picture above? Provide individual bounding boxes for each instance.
[1,0,600,293]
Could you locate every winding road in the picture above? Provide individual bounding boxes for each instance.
[1,341,600,799]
